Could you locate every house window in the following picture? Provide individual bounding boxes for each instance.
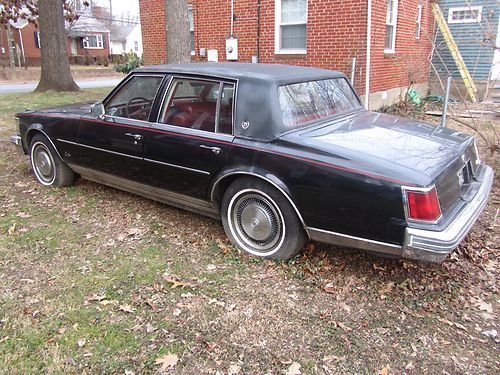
[448,6,482,24]
[416,4,422,39]
[385,0,398,53]
[83,35,103,49]
[134,41,139,52]
[275,0,307,54]
[34,31,41,48]
[188,7,195,55]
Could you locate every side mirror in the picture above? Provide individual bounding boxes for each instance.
[90,102,105,118]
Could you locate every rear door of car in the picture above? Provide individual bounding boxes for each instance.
[144,76,236,200]
[77,73,165,181]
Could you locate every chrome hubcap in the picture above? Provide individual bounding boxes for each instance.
[31,142,55,185]
[231,193,283,253]
[35,150,52,177]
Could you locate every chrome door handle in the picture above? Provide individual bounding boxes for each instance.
[200,145,221,155]
[125,133,143,141]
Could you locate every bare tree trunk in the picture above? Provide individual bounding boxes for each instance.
[35,0,79,92]
[165,0,190,64]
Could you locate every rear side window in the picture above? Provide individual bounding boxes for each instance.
[159,78,234,135]
[278,78,361,129]
[105,75,163,121]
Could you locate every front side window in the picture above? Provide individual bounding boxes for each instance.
[275,0,307,53]
[448,6,482,24]
[278,78,361,129]
[160,78,234,134]
[385,0,398,53]
[83,35,103,49]
[105,75,163,121]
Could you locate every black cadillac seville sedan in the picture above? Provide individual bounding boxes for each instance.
[10,63,493,263]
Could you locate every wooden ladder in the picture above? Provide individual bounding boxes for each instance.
[432,3,478,102]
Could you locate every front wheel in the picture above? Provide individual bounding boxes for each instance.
[30,134,76,187]
[221,178,306,260]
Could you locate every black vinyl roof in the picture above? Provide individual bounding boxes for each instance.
[135,62,345,84]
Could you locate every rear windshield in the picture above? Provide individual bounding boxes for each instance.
[278,78,361,129]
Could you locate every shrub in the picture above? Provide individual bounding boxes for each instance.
[114,52,143,74]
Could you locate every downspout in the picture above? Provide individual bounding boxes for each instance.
[365,0,372,110]
[257,0,261,62]
[230,0,234,36]
[18,28,26,66]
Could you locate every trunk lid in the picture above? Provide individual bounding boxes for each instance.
[280,110,479,215]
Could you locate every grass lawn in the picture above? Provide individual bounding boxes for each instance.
[0,89,498,374]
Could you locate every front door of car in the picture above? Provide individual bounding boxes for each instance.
[77,74,165,181]
[144,77,235,200]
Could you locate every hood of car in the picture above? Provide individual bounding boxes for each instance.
[18,102,95,117]
[279,110,472,182]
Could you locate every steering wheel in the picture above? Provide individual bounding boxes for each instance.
[125,97,153,118]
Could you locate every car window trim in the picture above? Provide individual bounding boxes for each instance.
[157,74,236,136]
[150,121,234,144]
[102,73,167,123]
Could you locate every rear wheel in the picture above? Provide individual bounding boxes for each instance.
[221,178,306,260]
[30,134,76,187]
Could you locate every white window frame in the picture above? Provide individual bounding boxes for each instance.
[188,6,195,56]
[83,35,103,49]
[416,4,422,39]
[274,0,308,55]
[448,6,482,24]
[384,0,399,54]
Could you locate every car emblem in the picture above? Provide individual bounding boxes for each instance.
[241,121,250,129]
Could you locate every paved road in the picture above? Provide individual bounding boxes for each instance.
[0,78,121,94]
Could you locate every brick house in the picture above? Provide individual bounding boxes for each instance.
[139,0,434,108]
[0,12,110,67]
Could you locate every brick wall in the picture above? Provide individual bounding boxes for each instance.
[139,0,167,64]
[139,0,433,96]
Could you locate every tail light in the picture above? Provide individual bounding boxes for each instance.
[404,187,442,223]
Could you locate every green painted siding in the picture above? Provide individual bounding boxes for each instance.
[432,0,498,81]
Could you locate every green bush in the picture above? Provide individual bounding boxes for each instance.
[114,52,143,74]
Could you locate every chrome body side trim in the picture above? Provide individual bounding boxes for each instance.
[68,164,219,219]
[57,138,78,146]
[75,143,143,160]
[307,227,403,256]
[403,165,494,262]
[144,158,211,175]
[210,171,309,236]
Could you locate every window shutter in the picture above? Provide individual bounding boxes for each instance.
[102,34,107,49]
[80,38,85,48]
[34,32,40,48]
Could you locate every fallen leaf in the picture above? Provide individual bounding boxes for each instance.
[286,361,301,375]
[162,274,192,289]
[77,339,86,348]
[323,355,346,363]
[477,302,493,313]
[228,364,241,375]
[323,281,336,294]
[337,321,353,332]
[155,353,179,370]
[125,370,135,375]
[173,308,182,317]
[379,367,389,375]
[207,264,217,271]
[119,304,135,314]
[7,222,16,236]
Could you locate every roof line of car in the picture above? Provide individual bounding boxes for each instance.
[18,112,416,187]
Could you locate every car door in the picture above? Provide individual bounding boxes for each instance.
[77,74,165,182]
[144,77,235,200]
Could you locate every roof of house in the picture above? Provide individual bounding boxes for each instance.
[66,8,110,37]
[108,23,137,42]
[136,63,344,84]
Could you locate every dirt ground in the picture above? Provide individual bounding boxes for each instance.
[0,90,498,374]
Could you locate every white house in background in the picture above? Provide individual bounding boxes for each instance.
[108,23,143,56]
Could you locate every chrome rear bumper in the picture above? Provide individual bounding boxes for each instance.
[403,165,494,262]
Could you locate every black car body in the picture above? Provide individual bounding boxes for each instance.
[10,63,494,262]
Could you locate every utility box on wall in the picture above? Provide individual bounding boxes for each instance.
[226,37,238,61]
